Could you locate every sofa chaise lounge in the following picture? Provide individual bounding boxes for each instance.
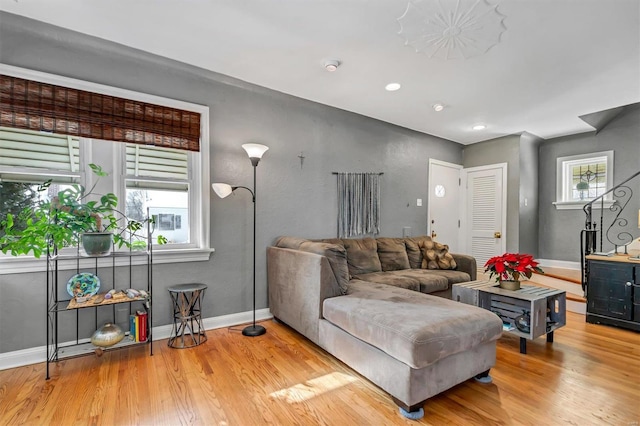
[267,236,503,419]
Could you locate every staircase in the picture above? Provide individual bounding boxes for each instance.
[529,268,586,314]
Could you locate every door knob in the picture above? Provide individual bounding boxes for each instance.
[494,231,502,239]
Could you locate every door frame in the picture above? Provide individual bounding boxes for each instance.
[427,159,463,250]
[460,162,508,255]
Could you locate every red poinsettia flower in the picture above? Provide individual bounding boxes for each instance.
[484,252,543,283]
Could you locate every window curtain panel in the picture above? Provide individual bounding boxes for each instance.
[337,172,381,238]
[0,74,201,152]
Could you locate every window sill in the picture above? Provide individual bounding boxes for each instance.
[0,248,215,275]
[553,200,615,210]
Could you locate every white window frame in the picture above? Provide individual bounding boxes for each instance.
[553,150,614,210]
[0,64,213,274]
[117,143,197,250]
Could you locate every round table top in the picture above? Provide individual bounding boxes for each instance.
[167,283,208,293]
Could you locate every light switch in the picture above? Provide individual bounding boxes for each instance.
[417,198,422,207]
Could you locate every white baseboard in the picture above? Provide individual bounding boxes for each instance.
[537,259,581,270]
[0,308,272,371]
[567,299,586,315]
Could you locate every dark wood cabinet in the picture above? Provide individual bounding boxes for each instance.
[586,256,639,331]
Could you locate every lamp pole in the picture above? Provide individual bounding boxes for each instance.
[211,143,268,337]
[243,161,266,336]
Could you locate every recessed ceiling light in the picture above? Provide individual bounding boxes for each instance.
[433,103,444,112]
[472,124,486,130]
[324,59,340,72]
[385,83,401,91]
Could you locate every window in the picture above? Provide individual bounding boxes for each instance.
[123,144,192,247]
[0,127,85,239]
[0,64,211,274]
[555,151,614,209]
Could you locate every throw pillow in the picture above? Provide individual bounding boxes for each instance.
[421,242,457,270]
[376,238,410,271]
[341,237,382,277]
[404,236,433,269]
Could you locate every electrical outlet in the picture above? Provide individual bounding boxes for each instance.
[417,198,422,207]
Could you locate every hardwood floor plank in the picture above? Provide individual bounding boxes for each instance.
[1,311,639,425]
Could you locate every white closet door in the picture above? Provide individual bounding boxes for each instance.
[463,164,507,268]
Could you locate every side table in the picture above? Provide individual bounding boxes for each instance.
[453,281,567,354]
[167,283,208,349]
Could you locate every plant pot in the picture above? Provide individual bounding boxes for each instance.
[499,279,521,291]
[81,232,113,256]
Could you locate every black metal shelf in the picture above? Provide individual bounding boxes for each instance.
[45,226,153,379]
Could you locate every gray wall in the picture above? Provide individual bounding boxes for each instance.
[462,133,542,256]
[0,13,463,353]
[538,104,640,261]
[462,135,522,253]
[518,133,541,256]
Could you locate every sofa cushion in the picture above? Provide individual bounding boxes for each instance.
[420,269,471,284]
[322,281,503,369]
[341,237,382,277]
[275,237,350,294]
[421,242,457,270]
[376,238,411,271]
[386,270,449,293]
[404,236,433,269]
[351,273,420,292]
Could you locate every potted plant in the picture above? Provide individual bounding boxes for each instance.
[484,253,544,290]
[0,164,166,258]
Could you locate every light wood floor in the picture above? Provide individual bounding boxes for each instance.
[1,312,639,425]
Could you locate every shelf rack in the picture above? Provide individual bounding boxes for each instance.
[45,231,153,379]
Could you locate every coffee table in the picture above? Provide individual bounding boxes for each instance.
[453,280,566,354]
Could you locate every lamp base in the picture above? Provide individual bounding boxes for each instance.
[242,324,266,337]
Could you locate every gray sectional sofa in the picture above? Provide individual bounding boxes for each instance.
[267,236,502,419]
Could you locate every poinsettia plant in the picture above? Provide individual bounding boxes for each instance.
[484,253,543,282]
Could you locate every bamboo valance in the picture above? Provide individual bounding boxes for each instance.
[0,75,201,152]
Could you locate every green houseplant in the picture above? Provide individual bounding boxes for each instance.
[0,164,166,257]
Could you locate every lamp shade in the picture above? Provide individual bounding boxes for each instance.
[242,143,269,159]
[212,183,234,198]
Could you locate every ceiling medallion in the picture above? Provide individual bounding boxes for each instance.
[397,0,506,60]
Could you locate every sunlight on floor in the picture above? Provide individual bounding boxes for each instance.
[270,372,358,403]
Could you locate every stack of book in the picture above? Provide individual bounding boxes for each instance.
[129,310,148,342]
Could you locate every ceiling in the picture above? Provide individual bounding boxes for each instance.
[1,0,639,144]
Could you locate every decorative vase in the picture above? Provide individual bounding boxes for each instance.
[499,279,521,291]
[91,323,125,348]
[514,311,531,333]
[81,232,113,256]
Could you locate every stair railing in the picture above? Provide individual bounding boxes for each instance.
[581,170,640,293]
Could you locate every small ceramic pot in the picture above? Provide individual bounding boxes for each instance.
[499,280,521,291]
[81,232,113,256]
[91,323,125,348]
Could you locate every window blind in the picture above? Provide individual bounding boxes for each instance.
[126,144,189,191]
[0,126,80,181]
[0,74,201,152]
[126,144,188,180]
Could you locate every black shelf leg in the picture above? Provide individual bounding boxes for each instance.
[519,337,527,354]
[547,331,554,343]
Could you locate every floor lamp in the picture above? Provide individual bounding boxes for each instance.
[212,143,269,337]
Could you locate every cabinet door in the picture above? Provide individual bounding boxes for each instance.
[587,261,633,320]
[633,266,640,321]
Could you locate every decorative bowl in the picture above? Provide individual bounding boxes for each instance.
[91,323,125,348]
